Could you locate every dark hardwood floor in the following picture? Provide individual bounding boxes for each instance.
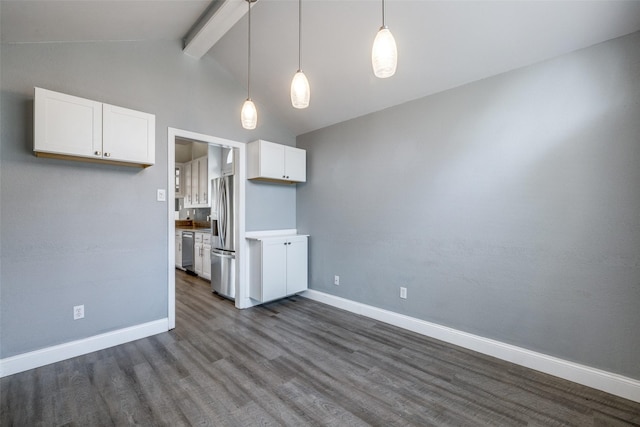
[2,269,639,426]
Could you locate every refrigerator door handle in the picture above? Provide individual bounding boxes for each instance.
[218,179,226,247]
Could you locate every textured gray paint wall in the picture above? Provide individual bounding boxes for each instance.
[297,32,640,379]
[0,40,295,358]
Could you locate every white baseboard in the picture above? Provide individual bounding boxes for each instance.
[301,289,640,403]
[0,318,168,378]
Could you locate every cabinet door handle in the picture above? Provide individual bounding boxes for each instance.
[104,152,111,157]
[94,151,101,156]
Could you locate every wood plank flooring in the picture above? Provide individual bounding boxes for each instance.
[2,269,639,426]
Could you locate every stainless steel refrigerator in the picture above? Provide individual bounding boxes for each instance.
[210,176,235,299]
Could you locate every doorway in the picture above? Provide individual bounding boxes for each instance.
[167,128,248,330]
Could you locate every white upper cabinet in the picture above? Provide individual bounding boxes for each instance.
[34,88,103,159]
[103,103,155,165]
[197,156,209,206]
[247,139,306,183]
[34,87,155,168]
[184,156,209,208]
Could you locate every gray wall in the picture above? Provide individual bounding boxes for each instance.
[297,32,640,380]
[0,40,295,358]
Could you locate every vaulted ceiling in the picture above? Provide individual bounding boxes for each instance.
[3,0,640,136]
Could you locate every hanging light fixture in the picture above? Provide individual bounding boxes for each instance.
[291,0,310,108]
[371,0,397,78]
[241,0,257,129]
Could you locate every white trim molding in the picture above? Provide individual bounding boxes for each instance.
[0,319,168,378]
[301,289,640,403]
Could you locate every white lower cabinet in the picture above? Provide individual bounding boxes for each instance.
[194,233,204,277]
[175,230,183,268]
[202,235,212,281]
[194,233,212,280]
[249,235,308,303]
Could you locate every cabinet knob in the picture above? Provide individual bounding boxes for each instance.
[104,152,111,157]
[94,151,101,156]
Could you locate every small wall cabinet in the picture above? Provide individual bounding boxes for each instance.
[34,87,155,168]
[248,234,308,303]
[184,156,209,208]
[247,140,306,184]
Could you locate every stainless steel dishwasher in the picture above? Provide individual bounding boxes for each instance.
[211,248,235,299]
[181,231,195,273]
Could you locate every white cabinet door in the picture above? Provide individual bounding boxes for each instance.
[203,243,211,280]
[259,141,285,180]
[286,236,308,294]
[184,162,192,206]
[284,146,306,183]
[34,87,102,159]
[261,238,288,303]
[103,103,155,165]
[198,157,209,206]
[191,159,200,205]
[194,242,203,276]
[175,231,183,268]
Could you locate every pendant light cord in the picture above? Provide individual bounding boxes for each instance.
[247,0,252,99]
[298,0,302,71]
[382,0,386,28]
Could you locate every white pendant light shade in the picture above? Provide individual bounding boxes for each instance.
[291,0,310,109]
[241,98,257,130]
[291,70,310,109]
[372,26,397,78]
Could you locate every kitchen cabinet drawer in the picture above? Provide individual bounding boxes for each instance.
[34,87,155,168]
[247,140,306,184]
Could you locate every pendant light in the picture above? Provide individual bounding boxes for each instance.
[291,0,310,108]
[371,0,397,78]
[241,0,257,129]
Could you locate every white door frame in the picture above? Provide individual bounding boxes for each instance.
[167,127,249,329]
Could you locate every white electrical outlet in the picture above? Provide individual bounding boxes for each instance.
[73,305,85,320]
[334,275,340,286]
[400,287,407,299]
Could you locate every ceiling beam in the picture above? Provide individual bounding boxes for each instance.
[183,0,254,59]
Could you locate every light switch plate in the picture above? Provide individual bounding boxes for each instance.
[157,189,166,202]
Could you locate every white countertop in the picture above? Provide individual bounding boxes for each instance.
[245,229,308,240]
